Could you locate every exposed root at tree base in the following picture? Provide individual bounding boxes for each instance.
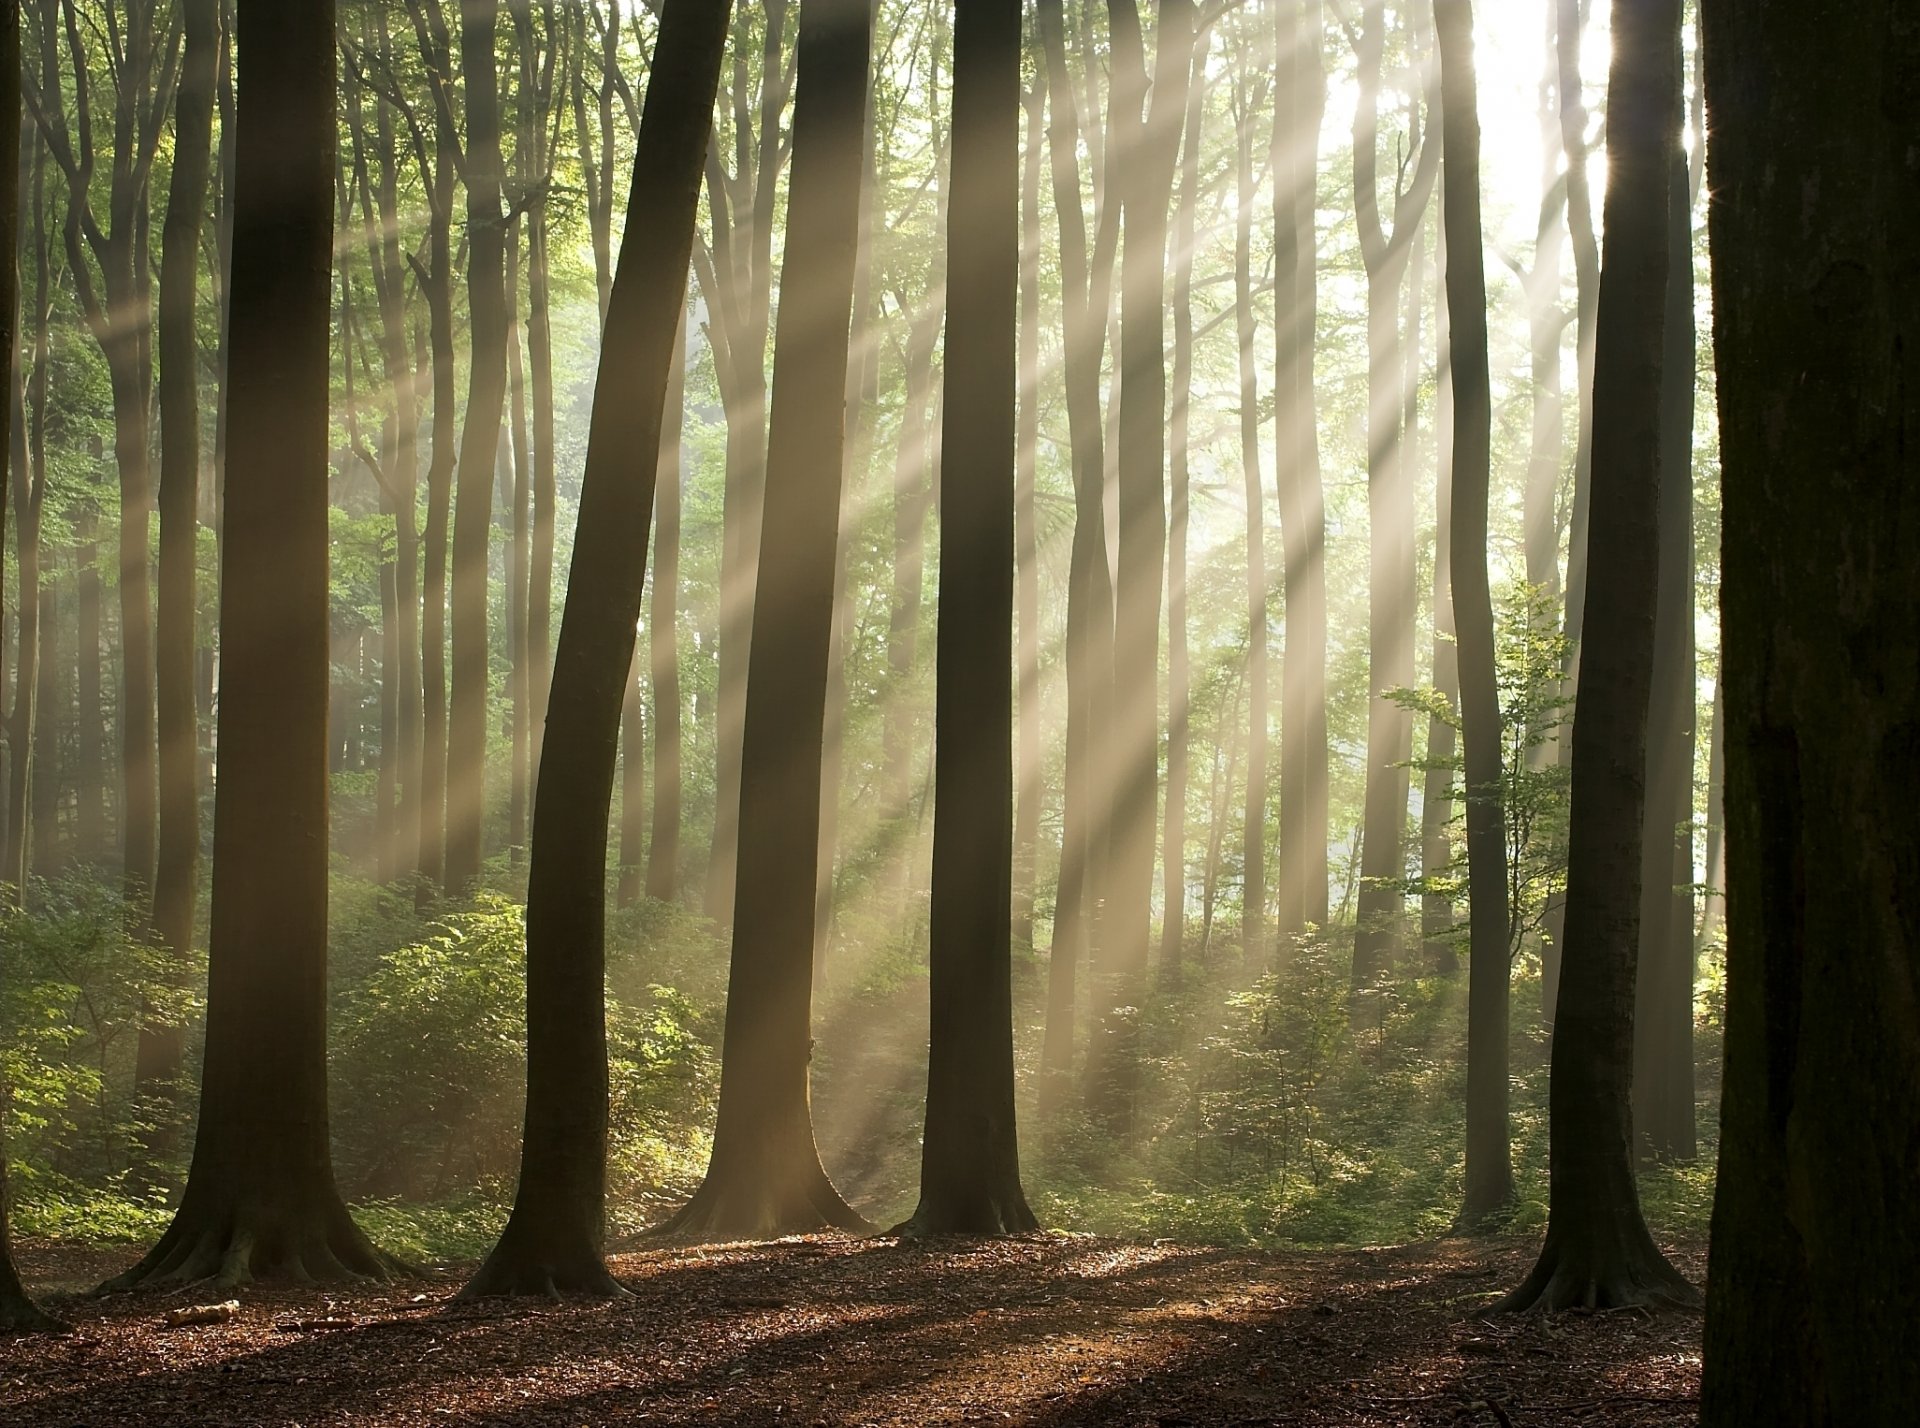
[99,1208,408,1293]
[1497,1246,1701,1314]
[649,1175,873,1245]
[0,1293,68,1336]
[460,1234,630,1302]
[889,1198,1042,1240]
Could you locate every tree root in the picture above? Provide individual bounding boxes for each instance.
[99,1204,407,1294]
[460,1220,630,1302]
[1498,1239,1701,1313]
[649,1171,872,1245]
[0,1284,69,1336]
[889,1193,1040,1239]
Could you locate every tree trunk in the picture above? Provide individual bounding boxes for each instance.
[1233,52,1267,968]
[898,0,1036,1237]
[617,646,644,908]
[136,0,218,1167]
[1012,79,1043,957]
[1631,148,1697,1164]
[1350,0,1438,1021]
[646,311,686,904]
[1699,2,1920,1413]
[1159,23,1205,987]
[463,0,730,1297]
[1436,0,1515,1228]
[445,0,513,891]
[416,98,458,892]
[1273,0,1330,939]
[1421,215,1459,974]
[108,0,396,1289]
[1501,0,1693,1310]
[1036,0,1114,1114]
[506,214,532,863]
[657,0,872,1243]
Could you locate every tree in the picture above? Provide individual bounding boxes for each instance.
[896,0,1036,1239]
[1434,0,1513,1227]
[462,0,731,1297]
[444,0,512,890]
[1349,0,1438,1020]
[0,0,65,1334]
[136,0,219,1166]
[655,0,873,1242]
[107,0,396,1288]
[646,311,688,904]
[1500,0,1695,1312]
[1273,0,1330,939]
[1699,0,1920,1416]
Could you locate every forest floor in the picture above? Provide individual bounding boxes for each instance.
[2,1233,1705,1427]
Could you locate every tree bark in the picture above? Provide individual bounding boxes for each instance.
[646,310,686,904]
[1501,0,1694,1311]
[1420,213,1458,974]
[1698,2,1920,1414]
[657,0,872,1243]
[1436,0,1515,1228]
[1273,0,1330,939]
[463,0,730,1297]
[108,0,397,1289]
[1012,78,1043,958]
[1233,50,1268,968]
[898,0,1036,1237]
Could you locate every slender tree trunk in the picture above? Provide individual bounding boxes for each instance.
[6,137,51,891]
[445,0,513,890]
[1436,0,1515,1228]
[1159,24,1205,986]
[417,144,457,891]
[1501,0,1693,1311]
[1012,80,1043,956]
[1421,216,1459,973]
[1233,59,1268,968]
[109,0,396,1289]
[659,0,873,1242]
[1274,0,1330,939]
[1632,144,1697,1164]
[75,496,105,864]
[464,0,730,1298]
[646,311,686,904]
[136,0,218,1163]
[900,0,1036,1236]
[617,645,644,907]
[506,216,532,862]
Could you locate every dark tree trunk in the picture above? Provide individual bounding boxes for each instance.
[1233,51,1267,967]
[75,499,105,864]
[1273,0,1329,939]
[1631,148,1697,1164]
[1699,2,1920,1415]
[1349,1,1438,1022]
[0,0,60,1332]
[656,0,872,1243]
[506,215,532,862]
[646,312,686,904]
[898,0,1036,1237]
[1556,0,1601,702]
[462,0,729,1298]
[445,0,513,891]
[108,0,396,1289]
[1436,0,1515,1228]
[1501,0,1694,1311]
[1036,0,1114,1114]
[136,0,218,1166]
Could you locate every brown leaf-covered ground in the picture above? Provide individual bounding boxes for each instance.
[2,1234,1704,1426]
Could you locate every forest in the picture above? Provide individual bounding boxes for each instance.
[0,0,1911,1424]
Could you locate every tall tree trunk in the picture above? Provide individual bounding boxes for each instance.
[1699,2,1920,1412]
[506,215,532,862]
[75,497,105,864]
[1273,0,1330,939]
[445,0,513,890]
[1096,0,1193,1126]
[1350,0,1439,1019]
[646,311,686,903]
[617,646,644,907]
[1012,79,1043,956]
[900,0,1036,1237]
[464,0,730,1298]
[1158,23,1205,986]
[1420,215,1459,973]
[1630,141,1697,1163]
[136,0,218,1164]
[1436,0,1514,1228]
[109,0,396,1288]
[659,0,872,1242]
[1501,0,1693,1310]
[1036,0,1115,1113]
[1231,55,1268,967]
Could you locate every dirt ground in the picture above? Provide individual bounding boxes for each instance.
[1,1233,1705,1426]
